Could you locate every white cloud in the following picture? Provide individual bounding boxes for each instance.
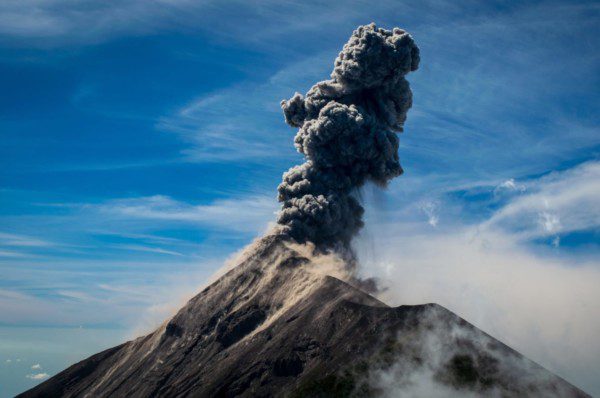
[0,0,207,45]
[57,290,97,302]
[95,194,278,234]
[360,230,600,395]
[0,232,54,247]
[356,161,600,395]
[539,210,560,234]
[499,179,517,190]
[0,0,388,50]
[0,232,56,258]
[26,372,49,380]
[494,178,526,195]
[419,201,440,227]
[0,0,401,48]
[31,363,41,369]
[112,244,184,257]
[0,250,29,258]
[483,161,600,241]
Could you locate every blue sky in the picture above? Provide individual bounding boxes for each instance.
[1,0,599,396]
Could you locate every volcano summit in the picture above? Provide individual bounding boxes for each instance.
[19,24,589,398]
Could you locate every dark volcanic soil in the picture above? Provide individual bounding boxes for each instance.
[18,235,589,397]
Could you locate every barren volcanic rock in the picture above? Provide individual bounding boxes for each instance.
[19,236,589,397]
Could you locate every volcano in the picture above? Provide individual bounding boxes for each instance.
[18,24,591,397]
[19,236,588,397]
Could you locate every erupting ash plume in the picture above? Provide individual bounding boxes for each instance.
[276,23,420,248]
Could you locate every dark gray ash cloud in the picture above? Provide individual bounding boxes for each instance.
[277,23,420,247]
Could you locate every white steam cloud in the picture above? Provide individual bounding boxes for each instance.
[356,161,600,395]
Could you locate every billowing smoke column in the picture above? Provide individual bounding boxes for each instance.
[276,23,420,248]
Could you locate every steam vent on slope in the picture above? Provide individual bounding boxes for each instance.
[20,24,590,398]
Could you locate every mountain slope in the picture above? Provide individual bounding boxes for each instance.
[19,235,589,397]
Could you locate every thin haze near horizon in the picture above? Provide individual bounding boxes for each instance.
[0,0,598,397]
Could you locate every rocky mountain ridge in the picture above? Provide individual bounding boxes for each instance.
[19,235,589,397]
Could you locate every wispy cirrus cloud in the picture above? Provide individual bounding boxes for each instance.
[0,233,58,258]
[0,232,54,247]
[0,249,30,258]
[403,2,599,182]
[110,244,184,257]
[0,0,383,48]
[483,161,600,243]
[0,0,209,46]
[92,194,278,234]
[157,51,332,162]
[0,0,413,48]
